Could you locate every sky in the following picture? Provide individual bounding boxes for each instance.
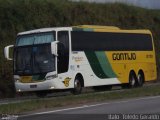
[72,0,160,9]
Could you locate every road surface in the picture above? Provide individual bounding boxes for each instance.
[19,95,160,120]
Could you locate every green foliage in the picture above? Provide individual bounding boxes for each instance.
[0,0,160,97]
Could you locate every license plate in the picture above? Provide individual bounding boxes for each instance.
[30,85,37,88]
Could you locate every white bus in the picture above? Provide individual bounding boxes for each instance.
[4,25,157,97]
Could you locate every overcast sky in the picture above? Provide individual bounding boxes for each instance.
[72,0,160,9]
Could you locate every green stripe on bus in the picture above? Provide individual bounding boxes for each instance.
[82,28,93,31]
[95,51,117,78]
[85,51,108,78]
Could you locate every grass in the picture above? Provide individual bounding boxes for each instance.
[0,84,160,114]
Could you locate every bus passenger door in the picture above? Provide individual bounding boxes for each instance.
[57,31,69,74]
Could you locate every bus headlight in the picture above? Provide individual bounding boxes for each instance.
[14,78,20,82]
[45,74,57,80]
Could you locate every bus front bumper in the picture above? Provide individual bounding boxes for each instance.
[15,80,60,92]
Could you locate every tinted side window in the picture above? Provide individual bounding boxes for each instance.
[71,31,153,51]
[58,31,69,73]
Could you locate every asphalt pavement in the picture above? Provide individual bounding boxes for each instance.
[18,95,160,120]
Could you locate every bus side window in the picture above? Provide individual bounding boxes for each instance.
[57,31,69,74]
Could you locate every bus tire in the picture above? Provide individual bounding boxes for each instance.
[71,78,82,95]
[137,71,144,87]
[128,71,137,88]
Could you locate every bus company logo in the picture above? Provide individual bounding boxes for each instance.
[112,53,136,60]
[72,56,83,62]
[62,77,71,87]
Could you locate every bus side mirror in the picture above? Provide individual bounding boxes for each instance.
[51,41,59,56]
[4,45,14,61]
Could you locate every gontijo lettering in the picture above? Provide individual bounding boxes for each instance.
[112,53,136,60]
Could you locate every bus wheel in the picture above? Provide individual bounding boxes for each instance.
[128,71,137,88]
[137,72,144,87]
[36,91,47,98]
[71,78,82,95]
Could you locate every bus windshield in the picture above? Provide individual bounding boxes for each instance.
[14,32,56,75]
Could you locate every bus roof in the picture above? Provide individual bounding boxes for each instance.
[18,27,72,35]
[73,25,152,34]
[17,25,152,35]
[73,25,120,30]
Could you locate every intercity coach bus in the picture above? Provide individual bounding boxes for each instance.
[4,25,157,97]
